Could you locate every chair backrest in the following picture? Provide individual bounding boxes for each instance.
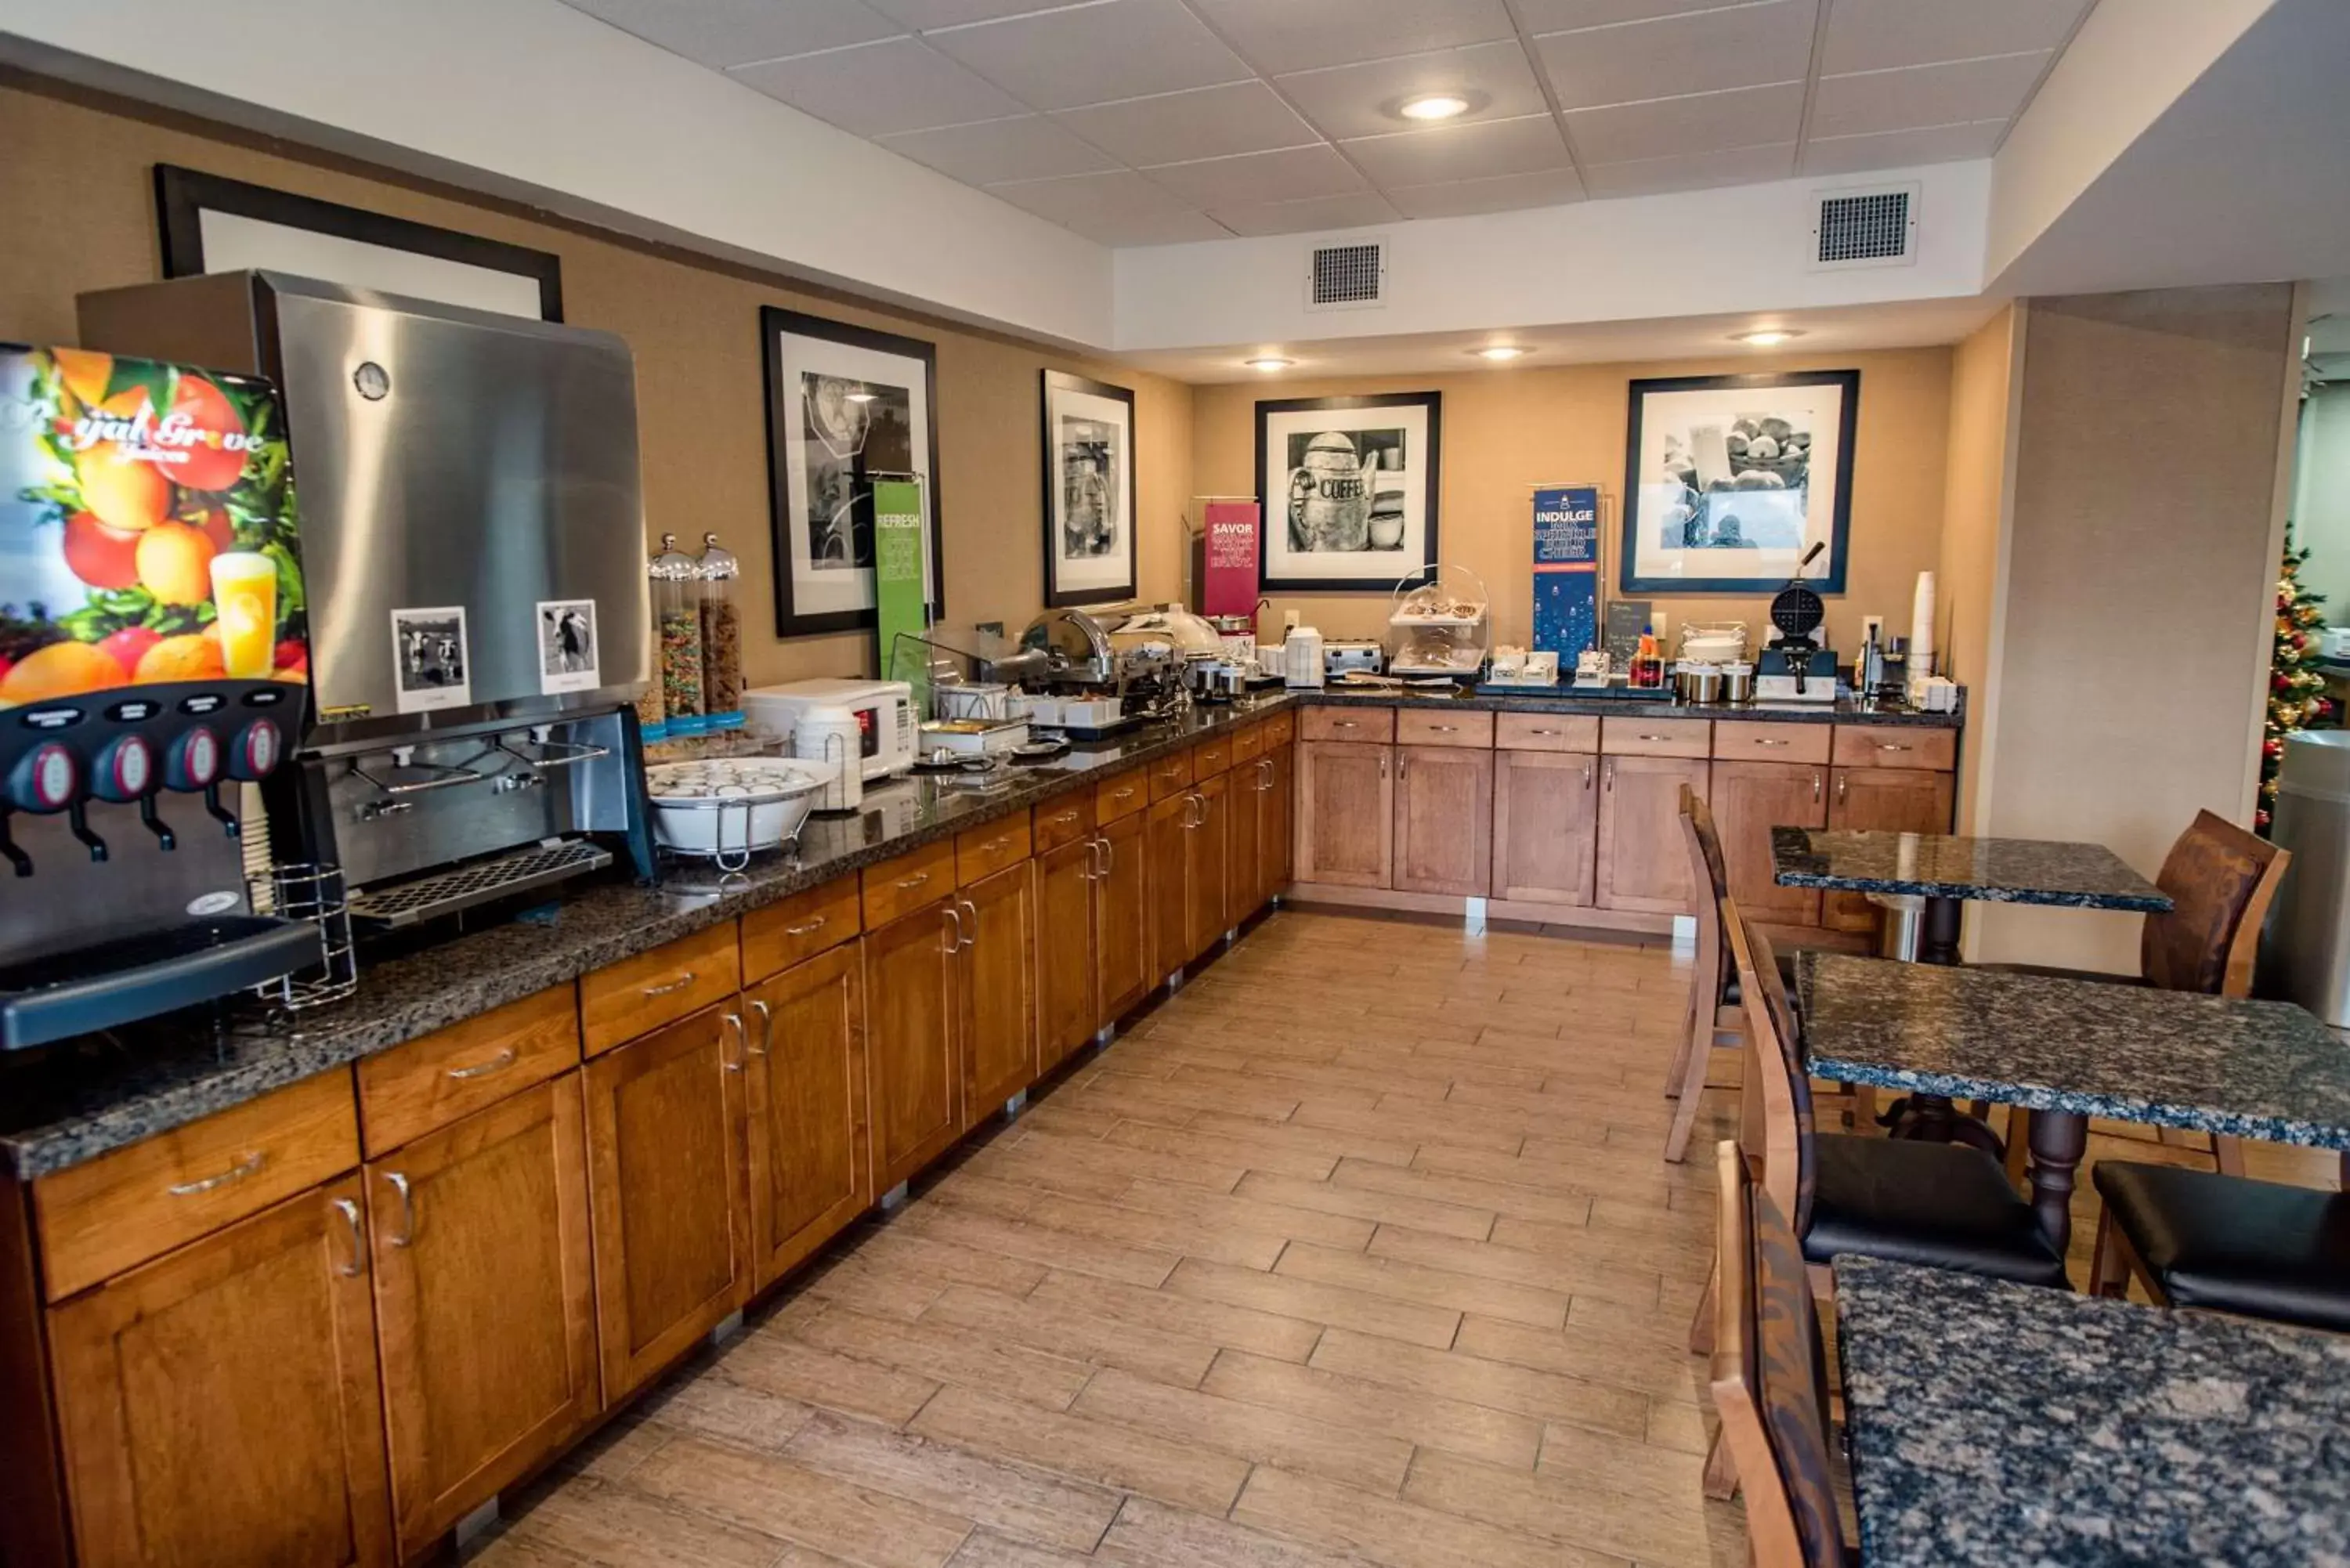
[1680,786,1732,1003]
[1723,897,1815,1233]
[1709,1140,1847,1568]
[2143,810,2290,997]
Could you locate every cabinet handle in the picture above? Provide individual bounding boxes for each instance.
[982,835,1010,854]
[1334,720,1358,729]
[783,915,828,937]
[1753,738,1790,748]
[942,904,964,954]
[1636,734,1672,742]
[641,970,697,997]
[1427,724,1459,734]
[747,999,772,1058]
[1604,759,1616,792]
[1097,835,1114,877]
[1875,742,1913,753]
[956,897,978,950]
[168,1151,264,1197]
[1048,809,1079,827]
[1813,771,1823,802]
[1379,753,1388,779]
[331,1197,366,1277]
[1528,728,1563,736]
[1582,760,1593,790]
[895,871,931,891]
[445,1046,517,1081]
[383,1172,415,1247]
[721,1011,747,1071]
[1398,754,1408,779]
[1837,773,1849,804]
[1112,786,1135,801]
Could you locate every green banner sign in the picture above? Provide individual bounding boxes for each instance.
[872,479,927,692]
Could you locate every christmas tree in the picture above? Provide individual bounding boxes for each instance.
[2261,524,2333,835]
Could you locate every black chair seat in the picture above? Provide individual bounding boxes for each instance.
[2095,1161,2350,1331]
[1722,948,1802,1010]
[1803,1133,2069,1287]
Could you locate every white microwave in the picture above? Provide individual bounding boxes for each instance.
[742,678,918,782]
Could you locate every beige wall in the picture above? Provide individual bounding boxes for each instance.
[1936,306,2022,837]
[0,76,1194,689]
[1191,348,1955,657]
[1972,285,2301,969]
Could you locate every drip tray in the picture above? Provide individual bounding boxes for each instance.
[0,916,323,1050]
[349,840,613,930]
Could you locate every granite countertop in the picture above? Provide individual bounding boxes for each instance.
[1834,1254,2350,1566]
[1796,951,2350,1147]
[1312,682,1963,728]
[1770,827,2170,911]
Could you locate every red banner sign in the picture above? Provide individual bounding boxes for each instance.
[1202,500,1260,617]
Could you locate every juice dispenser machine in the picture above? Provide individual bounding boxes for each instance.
[0,345,320,1046]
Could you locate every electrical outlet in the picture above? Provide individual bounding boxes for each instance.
[1284,609,1300,630]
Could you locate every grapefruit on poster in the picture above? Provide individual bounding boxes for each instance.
[162,375,251,492]
[61,511,142,590]
[134,519,219,605]
[0,641,122,706]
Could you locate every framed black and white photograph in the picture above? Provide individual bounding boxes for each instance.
[761,308,943,638]
[1255,392,1441,592]
[1620,370,1859,594]
[536,599,600,695]
[390,606,471,714]
[1040,370,1137,608]
[155,164,563,320]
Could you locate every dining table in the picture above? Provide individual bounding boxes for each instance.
[1796,951,2350,1256]
[1834,1253,2350,1566]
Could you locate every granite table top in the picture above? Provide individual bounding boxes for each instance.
[1834,1255,2350,1566]
[1771,828,2171,911]
[1796,952,2350,1147]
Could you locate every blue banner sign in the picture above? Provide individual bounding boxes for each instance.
[1532,486,1600,658]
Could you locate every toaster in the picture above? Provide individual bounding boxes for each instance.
[1324,641,1386,677]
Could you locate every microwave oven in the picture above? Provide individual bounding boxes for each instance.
[743,679,918,782]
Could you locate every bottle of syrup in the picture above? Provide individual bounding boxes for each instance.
[1630,629,1666,690]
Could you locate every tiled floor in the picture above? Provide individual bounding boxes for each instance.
[474,908,2339,1568]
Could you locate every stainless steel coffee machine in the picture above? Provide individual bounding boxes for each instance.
[80,274,656,930]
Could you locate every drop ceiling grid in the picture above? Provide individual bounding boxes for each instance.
[556,0,2103,244]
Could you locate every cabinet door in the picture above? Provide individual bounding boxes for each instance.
[1145,792,1192,983]
[370,1078,597,1556]
[864,900,964,1191]
[49,1178,394,1568]
[1491,750,1599,906]
[1296,740,1393,888]
[1393,746,1495,897]
[1189,773,1232,957]
[582,1006,750,1400]
[745,943,870,1292]
[1265,744,1295,900]
[1596,755,1712,913]
[1036,837,1100,1075]
[961,861,1039,1119]
[1226,757,1264,925]
[1095,809,1152,1023]
[1712,760,1831,926]
[1826,767,1957,931]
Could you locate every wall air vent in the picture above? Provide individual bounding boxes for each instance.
[1810,183,1918,270]
[1306,240,1386,311]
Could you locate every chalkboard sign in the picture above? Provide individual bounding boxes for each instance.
[1603,600,1654,667]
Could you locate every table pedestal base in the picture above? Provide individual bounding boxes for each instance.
[2026,1107,2088,1264]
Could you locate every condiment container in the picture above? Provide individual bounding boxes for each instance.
[650,533,707,736]
[696,532,746,732]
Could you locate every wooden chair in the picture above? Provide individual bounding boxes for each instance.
[2000,810,2290,1183]
[1708,1138,1852,1566]
[1664,787,1743,1162]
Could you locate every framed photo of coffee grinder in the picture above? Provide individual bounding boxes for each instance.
[1255,392,1441,591]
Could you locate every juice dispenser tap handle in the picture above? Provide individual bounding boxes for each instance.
[203,782,241,839]
[0,813,28,879]
[66,800,107,864]
[139,795,177,852]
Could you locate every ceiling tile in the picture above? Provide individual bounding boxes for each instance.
[1340,114,1571,186]
[1384,167,1587,218]
[1056,208,1235,245]
[985,168,1202,223]
[1810,50,2050,139]
[864,0,1063,27]
[925,0,1250,110]
[1053,81,1320,166]
[729,36,1025,135]
[1562,79,1802,163]
[1144,143,1368,205]
[1513,0,1741,28]
[877,114,1122,183]
[1535,0,1818,110]
[1580,140,1795,197]
[1274,40,1549,141]
[1185,0,1517,75]
[1208,191,1402,237]
[1799,118,2003,175]
[563,0,902,69]
[1820,0,2093,75]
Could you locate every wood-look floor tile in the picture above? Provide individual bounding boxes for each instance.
[1103,1121,1338,1183]
[907,1204,1183,1288]
[787,1305,1097,1411]
[1026,1269,1326,1362]
[1112,1178,1379,1252]
[1409,1143,1669,1210]
[922,1173,1046,1221]
[1231,1466,1629,1568]
[854,1230,1054,1299]
[1643,1395,1713,1458]
[919,1282,1221,1389]
[552,1414,672,1483]
[803,1255,953,1322]
[1328,1045,1555,1095]
[1404,1447,1712,1566]
[1331,1156,1594,1228]
[1452,1315,1711,1406]
[640,1369,819,1453]
[1306,1328,1647,1438]
[465,1531,596,1568]
[499,1478,801,1568]
[1180,1111,1419,1169]
[1053,1080,1210,1129]
[782,1411,1120,1553]
[1166,1256,1461,1349]
[624,1435,972,1568]
[1366,1226,1660,1312]
[1233,1172,1494,1241]
[718,1331,942,1428]
[938,1530,1094,1568]
[1109,1067,1328,1122]
[1274,1240,1568,1328]
[1096,1494,1368,1568]
[1012,1102,1126,1141]
[1018,1190,1288,1270]
[977,1129,1248,1198]
[1534,1418,1710,1508]
[1072,1365,1415,1494]
[909,1385,1251,1517]
[1290,1100,1527,1158]
[1201,1349,1543,1470]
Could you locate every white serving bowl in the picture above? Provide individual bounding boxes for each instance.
[644,756,838,867]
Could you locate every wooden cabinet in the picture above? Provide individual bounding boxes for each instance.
[1263,745,1294,903]
[1146,791,1191,983]
[356,987,579,1158]
[48,1178,394,1568]
[1296,740,1392,887]
[739,876,860,984]
[863,899,963,1191]
[1491,749,1599,906]
[959,862,1038,1120]
[1188,771,1232,957]
[367,1078,597,1555]
[580,923,740,1058]
[1227,752,1264,924]
[581,1005,750,1400]
[1393,746,1493,897]
[1095,807,1151,1021]
[1710,760,1830,925]
[1596,754,1711,913]
[1036,836,1099,1075]
[1825,767,1958,931]
[744,944,870,1290]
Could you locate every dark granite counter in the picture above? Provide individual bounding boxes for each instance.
[1312,682,1963,727]
[1835,1255,2350,1566]
[1797,951,2350,1148]
[1771,827,2169,910]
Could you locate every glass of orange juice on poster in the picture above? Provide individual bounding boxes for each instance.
[209,551,277,678]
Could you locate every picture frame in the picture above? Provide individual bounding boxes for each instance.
[1255,392,1441,593]
[1620,370,1859,594]
[760,307,945,638]
[154,164,564,320]
[1039,369,1137,609]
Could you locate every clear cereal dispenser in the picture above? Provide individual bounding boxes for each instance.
[696,532,746,732]
[650,533,707,737]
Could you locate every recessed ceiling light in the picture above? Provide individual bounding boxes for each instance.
[1732,329,1804,347]
[1397,93,1471,121]
[1472,345,1530,361]
[1245,356,1293,371]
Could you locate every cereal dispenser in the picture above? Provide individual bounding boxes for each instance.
[696,532,745,732]
[651,533,706,738]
